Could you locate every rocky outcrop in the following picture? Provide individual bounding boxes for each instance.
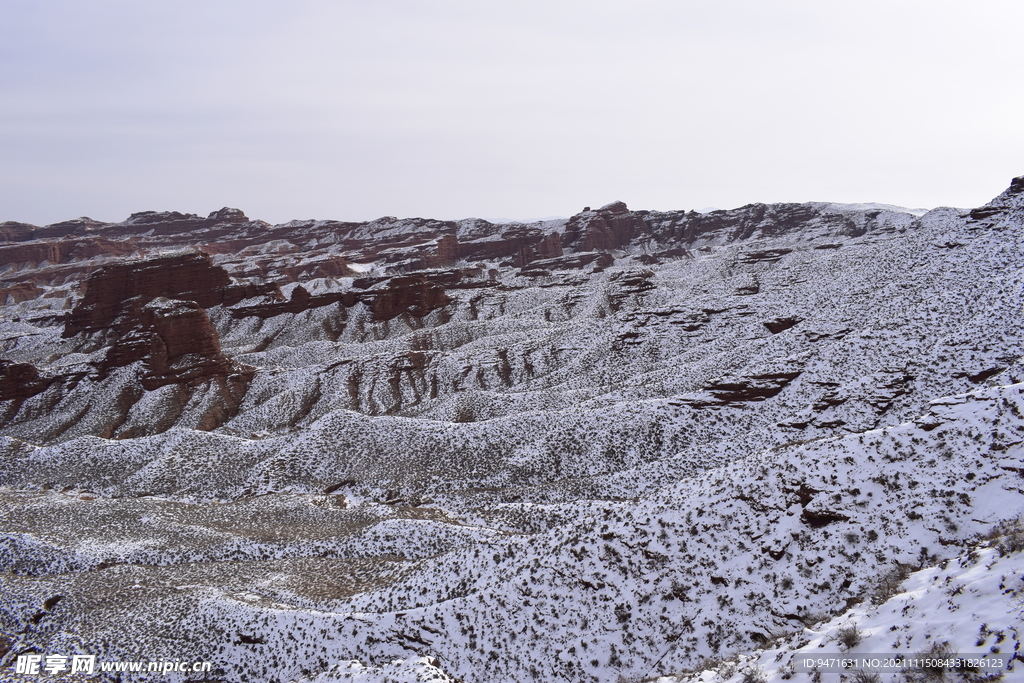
[359,276,451,321]
[0,362,94,430]
[35,217,113,240]
[0,222,36,243]
[517,252,612,276]
[640,202,875,245]
[0,361,53,402]
[764,317,801,334]
[62,251,279,336]
[0,241,67,269]
[430,234,461,267]
[676,371,803,407]
[0,238,140,290]
[101,298,241,386]
[231,273,460,320]
[704,371,802,402]
[738,248,793,264]
[517,233,563,267]
[100,207,251,237]
[0,238,138,271]
[968,174,1024,225]
[0,283,43,304]
[0,217,112,243]
[562,201,649,252]
[275,254,354,282]
[89,298,255,434]
[17,253,266,437]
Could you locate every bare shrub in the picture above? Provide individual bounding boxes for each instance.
[850,671,881,683]
[900,641,955,682]
[803,611,834,628]
[872,563,914,604]
[834,622,862,651]
[740,664,768,683]
[982,517,1024,556]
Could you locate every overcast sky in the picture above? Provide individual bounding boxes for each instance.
[1,0,1022,226]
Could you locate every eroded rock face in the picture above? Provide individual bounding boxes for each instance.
[0,217,112,243]
[0,222,36,242]
[563,201,648,252]
[22,253,265,437]
[229,274,462,320]
[519,252,612,273]
[360,276,451,321]
[111,207,251,236]
[518,232,563,267]
[0,283,43,304]
[64,251,233,336]
[101,298,239,387]
[0,361,52,402]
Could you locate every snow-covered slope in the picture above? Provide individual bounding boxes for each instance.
[664,530,1024,683]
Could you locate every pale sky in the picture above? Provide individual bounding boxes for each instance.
[1,0,1022,226]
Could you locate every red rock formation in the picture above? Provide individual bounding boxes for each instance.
[221,280,284,307]
[431,234,461,267]
[0,361,52,402]
[0,238,141,289]
[0,283,43,303]
[1,254,261,438]
[278,254,354,282]
[231,273,462,320]
[64,251,233,336]
[362,276,450,321]
[701,372,803,403]
[0,218,114,246]
[229,285,333,319]
[97,207,250,237]
[0,222,36,242]
[101,298,242,387]
[95,298,255,435]
[35,217,113,240]
[562,201,649,252]
[450,226,560,265]
[517,232,563,267]
[518,252,612,274]
[0,241,66,268]
[0,362,84,429]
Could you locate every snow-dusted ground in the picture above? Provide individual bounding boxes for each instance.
[665,536,1023,683]
[2,380,1021,681]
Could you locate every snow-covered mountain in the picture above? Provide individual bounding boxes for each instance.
[1,177,1022,681]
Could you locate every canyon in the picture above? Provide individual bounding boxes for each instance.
[1,178,1022,682]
